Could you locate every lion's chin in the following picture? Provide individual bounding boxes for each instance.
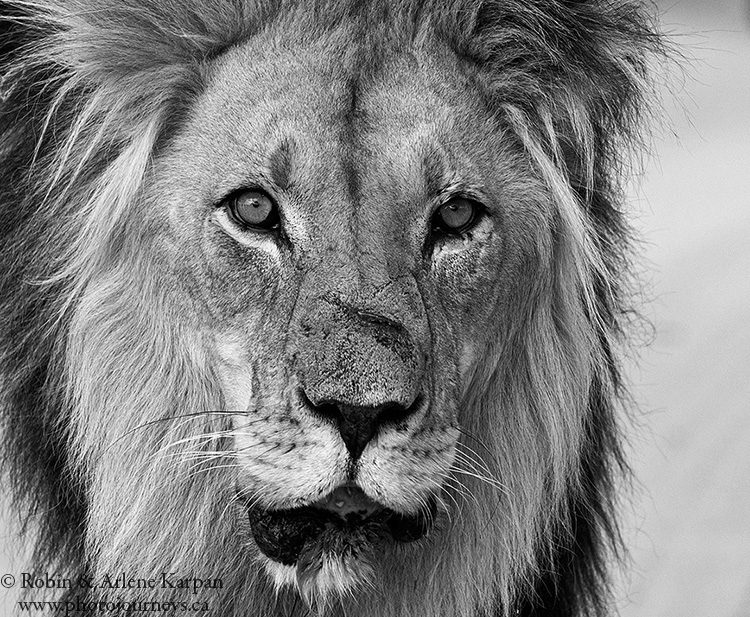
[247,485,435,604]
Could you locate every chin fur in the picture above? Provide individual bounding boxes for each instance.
[261,548,374,612]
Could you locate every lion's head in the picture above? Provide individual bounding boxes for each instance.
[0,1,660,616]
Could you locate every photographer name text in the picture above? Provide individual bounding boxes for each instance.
[20,572,222,595]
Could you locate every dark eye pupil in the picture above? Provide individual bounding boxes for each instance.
[230,190,277,228]
[435,198,476,232]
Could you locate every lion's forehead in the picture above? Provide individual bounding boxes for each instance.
[178,32,494,217]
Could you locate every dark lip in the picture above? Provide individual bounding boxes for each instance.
[244,490,437,566]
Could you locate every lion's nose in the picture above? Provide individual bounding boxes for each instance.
[301,394,423,460]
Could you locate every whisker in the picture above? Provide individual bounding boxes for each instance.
[432,492,455,527]
[217,485,268,524]
[456,426,503,469]
[454,442,495,475]
[155,432,227,454]
[442,476,479,512]
[218,494,244,523]
[101,410,243,458]
[454,446,507,497]
[450,464,510,497]
[183,462,241,481]
[415,493,433,528]
[178,451,236,466]
[452,444,515,529]
[233,485,265,511]
[148,431,238,463]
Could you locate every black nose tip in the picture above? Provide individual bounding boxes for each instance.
[302,393,422,460]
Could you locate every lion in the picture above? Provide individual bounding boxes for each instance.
[0,1,661,615]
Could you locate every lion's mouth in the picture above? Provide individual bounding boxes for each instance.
[246,485,435,566]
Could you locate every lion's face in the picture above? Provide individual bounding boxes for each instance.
[149,26,540,595]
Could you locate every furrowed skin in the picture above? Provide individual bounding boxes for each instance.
[0,2,661,616]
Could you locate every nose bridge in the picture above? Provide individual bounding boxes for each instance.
[291,224,430,403]
[292,135,430,411]
[319,221,396,309]
[295,285,424,405]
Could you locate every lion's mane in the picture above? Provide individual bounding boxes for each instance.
[0,1,661,616]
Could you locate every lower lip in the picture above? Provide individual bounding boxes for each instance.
[245,493,437,566]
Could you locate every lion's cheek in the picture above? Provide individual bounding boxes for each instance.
[429,235,516,374]
[171,213,296,323]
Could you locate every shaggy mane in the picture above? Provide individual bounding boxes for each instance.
[1,1,662,616]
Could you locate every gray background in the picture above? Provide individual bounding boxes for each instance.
[617,1,750,615]
[1,1,749,615]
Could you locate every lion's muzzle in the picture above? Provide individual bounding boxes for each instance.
[293,293,428,459]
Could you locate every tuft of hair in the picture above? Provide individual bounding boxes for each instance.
[0,1,663,616]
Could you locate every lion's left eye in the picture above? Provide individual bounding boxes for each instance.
[225,189,279,231]
[432,197,481,234]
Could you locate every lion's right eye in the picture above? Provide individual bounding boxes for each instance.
[224,189,280,231]
[431,196,483,236]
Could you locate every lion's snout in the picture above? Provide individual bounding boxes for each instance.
[293,295,427,459]
[301,394,425,460]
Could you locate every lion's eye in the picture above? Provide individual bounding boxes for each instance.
[226,189,279,230]
[432,197,481,234]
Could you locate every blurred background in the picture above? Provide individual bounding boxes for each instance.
[617,0,750,615]
[1,1,749,615]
